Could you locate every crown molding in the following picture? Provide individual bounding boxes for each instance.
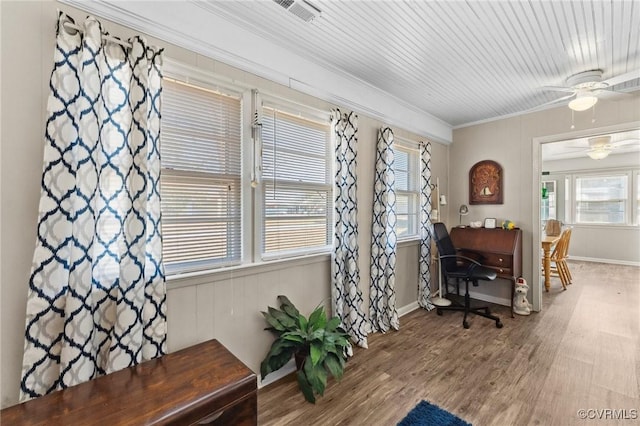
[59,0,452,144]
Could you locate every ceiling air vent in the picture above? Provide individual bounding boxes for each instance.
[272,0,322,22]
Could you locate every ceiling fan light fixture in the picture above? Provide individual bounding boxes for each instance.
[568,93,598,111]
[587,147,611,160]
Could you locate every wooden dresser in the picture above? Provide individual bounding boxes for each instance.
[1,339,257,425]
[449,226,523,316]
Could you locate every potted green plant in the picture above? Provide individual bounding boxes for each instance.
[260,295,350,403]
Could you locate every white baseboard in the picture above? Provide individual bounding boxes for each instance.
[258,359,296,389]
[397,301,420,317]
[569,256,640,267]
[395,292,512,316]
[445,283,511,307]
[466,290,510,307]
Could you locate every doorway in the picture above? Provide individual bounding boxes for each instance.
[532,122,640,310]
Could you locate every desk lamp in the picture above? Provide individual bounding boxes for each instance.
[459,204,469,226]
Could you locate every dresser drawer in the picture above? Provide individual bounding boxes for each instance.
[482,254,512,268]
[196,391,257,425]
[487,265,512,277]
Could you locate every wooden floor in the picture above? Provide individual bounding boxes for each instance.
[258,261,640,425]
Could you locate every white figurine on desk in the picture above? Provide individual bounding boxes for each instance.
[513,277,532,315]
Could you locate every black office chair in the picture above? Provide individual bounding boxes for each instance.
[432,222,503,329]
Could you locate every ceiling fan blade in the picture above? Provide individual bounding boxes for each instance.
[601,70,640,87]
[531,93,576,110]
[593,88,632,99]
[610,138,640,147]
[541,86,575,93]
[563,146,590,150]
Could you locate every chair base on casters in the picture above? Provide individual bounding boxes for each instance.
[437,280,503,329]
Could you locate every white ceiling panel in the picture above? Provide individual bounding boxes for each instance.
[62,0,640,130]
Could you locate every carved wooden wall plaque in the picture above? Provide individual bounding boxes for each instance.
[469,160,503,205]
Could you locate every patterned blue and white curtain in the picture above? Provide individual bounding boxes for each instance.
[370,127,399,332]
[331,109,369,349]
[418,142,435,310]
[20,13,166,401]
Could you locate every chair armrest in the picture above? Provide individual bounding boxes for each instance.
[455,248,485,262]
[439,254,482,275]
[439,254,481,265]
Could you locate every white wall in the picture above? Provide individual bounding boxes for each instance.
[450,96,640,308]
[0,0,449,408]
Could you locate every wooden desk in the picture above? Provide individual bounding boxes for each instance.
[1,339,257,425]
[541,234,560,292]
[450,227,523,317]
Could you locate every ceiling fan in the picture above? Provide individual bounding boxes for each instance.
[540,69,640,111]
[584,135,640,159]
[564,134,640,160]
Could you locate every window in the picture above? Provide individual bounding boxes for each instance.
[394,143,420,238]
[565,176,570,223]
[541,180,556,221]
[260,101,332,258]
[575,174,628,224]
[546,169,640,227]
[636,171,640,225]
[159,66,337,275]
[160,79,242,274]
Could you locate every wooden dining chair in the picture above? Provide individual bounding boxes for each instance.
[549,228,572,289]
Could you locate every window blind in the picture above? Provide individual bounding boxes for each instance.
[160,79,242,274]
[395,145,419,237]
[575,174,627,224]
[261,105,331,256]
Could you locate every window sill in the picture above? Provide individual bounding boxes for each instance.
[568,223,639,231]
[397,237,421,247]
[166,252,331,290]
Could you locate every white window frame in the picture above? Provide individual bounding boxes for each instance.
[394,137,421,241]
[570,169,638,227]
[565,176,571,224]
[541,180,557,221]
[158,61,337,278]
[635,170,640,226]
[254,93,333,261]
[160,61,251,276]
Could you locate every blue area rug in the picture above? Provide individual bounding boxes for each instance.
[398,400,471,426]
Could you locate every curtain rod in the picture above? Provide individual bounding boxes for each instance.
[62,21,132,49]
[393,135,422,152]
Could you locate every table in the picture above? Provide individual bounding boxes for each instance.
[1,339,257,425]
[541,234,561,292]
